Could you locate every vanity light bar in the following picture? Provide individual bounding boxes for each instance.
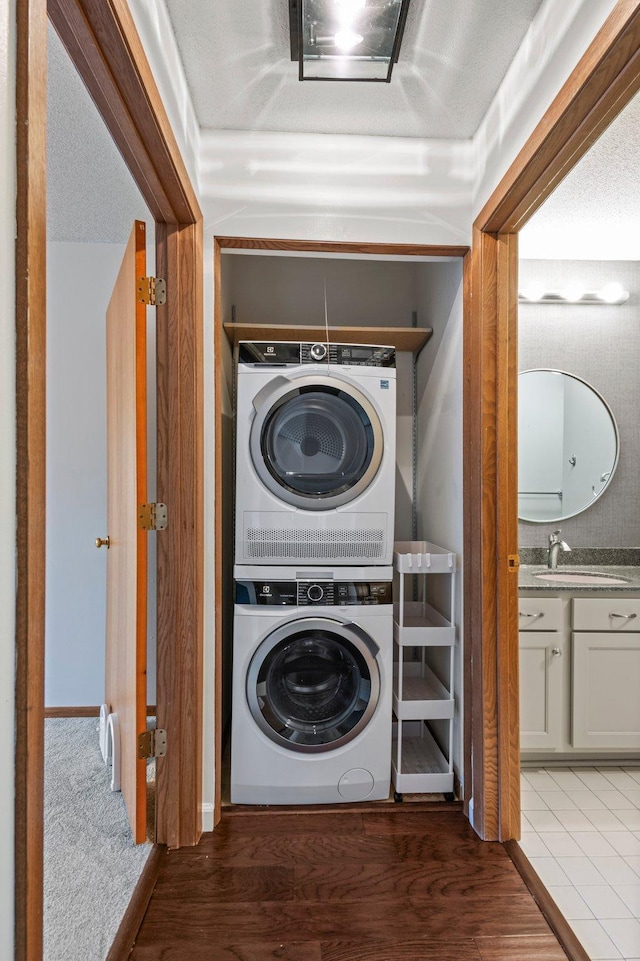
[518,283,629,305]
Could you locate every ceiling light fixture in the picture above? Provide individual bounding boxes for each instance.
[518,284,629,306]
[289,0,411,82]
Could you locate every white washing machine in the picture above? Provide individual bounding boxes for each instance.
[231,565,393,805]
[235,341,396,566]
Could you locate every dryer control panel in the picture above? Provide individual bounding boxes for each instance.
[235,579,392,606]
[238,341,396,368]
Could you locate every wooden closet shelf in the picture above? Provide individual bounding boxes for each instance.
[223,322,432,353]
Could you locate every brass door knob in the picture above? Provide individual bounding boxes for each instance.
[95,536,110,549]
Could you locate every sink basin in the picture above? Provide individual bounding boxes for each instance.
[533,570,630,585]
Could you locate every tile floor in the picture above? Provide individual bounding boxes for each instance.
[520,766,640,961]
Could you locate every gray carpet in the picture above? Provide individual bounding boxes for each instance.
[44,718,152,961]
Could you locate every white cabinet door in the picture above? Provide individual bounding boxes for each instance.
[572,632,640,749]
[519,631,563,751]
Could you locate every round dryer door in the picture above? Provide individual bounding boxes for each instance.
[246,618,381,754]
[250,375,383,510]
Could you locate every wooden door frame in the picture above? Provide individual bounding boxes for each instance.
[467,0,640,841]
[213,235,470,823]
[15,1,204,959]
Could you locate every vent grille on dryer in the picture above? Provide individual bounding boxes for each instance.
[246,528,386,560]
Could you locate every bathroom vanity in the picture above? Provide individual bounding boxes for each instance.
[519,565,640,760]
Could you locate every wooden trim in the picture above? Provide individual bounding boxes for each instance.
[214,239,224,827]
[224,800,465,817]
[155,221,204,848]
[496,234,521,841]
[505,841,591,961]
[44,707,101,718]
[471,0,640,841]
[461,249,473,820]
[477,1,640,232]
[15,2,47,961]
[216,236,469,258]
[104,845,166,961]
[465,227,499,841]
[44,706,158,717]
[213,234,470,825]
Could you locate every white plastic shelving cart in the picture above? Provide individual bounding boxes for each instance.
[392,540,456,801]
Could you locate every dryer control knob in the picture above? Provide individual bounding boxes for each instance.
[307,584,324,602]
[310,342,327,361]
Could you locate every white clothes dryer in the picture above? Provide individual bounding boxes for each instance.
[235,341,396,566]
[231,565,393,805]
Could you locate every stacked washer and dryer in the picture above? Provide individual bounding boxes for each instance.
[231,340,397,804]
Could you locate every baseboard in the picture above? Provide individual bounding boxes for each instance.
[44,706,101,718]
[505,840,591,961]
[105,844,165,961]
[201,801,215,833]
[45,705,158,718]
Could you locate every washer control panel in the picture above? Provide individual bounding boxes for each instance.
[238,341,395,368]
[235,579,392,606]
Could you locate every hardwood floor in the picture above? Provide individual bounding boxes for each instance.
[130,809,569,961]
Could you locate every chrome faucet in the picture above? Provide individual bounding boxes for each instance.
[548,529,571,569]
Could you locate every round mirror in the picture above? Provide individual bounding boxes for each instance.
[518,369,619,523]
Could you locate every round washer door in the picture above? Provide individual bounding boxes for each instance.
[246,617,381,754]
[250,375,384,510]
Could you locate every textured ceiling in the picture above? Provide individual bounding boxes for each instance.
[47,23,150,244]
[519,88,640,260]
[163,0,545,139]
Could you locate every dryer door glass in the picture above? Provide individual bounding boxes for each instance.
[257,385,382,508]
[247,625,380,753]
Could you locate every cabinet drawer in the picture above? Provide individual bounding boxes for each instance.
[519,596,562,631]
[573,597,640,631]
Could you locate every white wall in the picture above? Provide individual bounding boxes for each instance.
[46,241,157,707]
[415,261,465,779]
[474,0,619,216]
[1,1,15,955]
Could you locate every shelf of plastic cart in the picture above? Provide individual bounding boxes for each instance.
[393,541,455,575]
[393,601,455,646]
[393,661,454,721]
[391,724,453,794]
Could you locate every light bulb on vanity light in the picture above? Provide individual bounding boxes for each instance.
[520,283,546,302]
[599,282,627,304]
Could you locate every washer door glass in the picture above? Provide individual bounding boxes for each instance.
[253,381,383,510]
[247,621,380,754]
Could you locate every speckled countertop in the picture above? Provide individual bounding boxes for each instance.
[519,564,640,592]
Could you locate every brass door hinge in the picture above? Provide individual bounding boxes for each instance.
[138,502,168,531]
[138,728,167,760]
[507,553,520,572]
[137,276,166,306]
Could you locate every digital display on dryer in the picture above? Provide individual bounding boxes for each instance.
[335,582,392,605]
